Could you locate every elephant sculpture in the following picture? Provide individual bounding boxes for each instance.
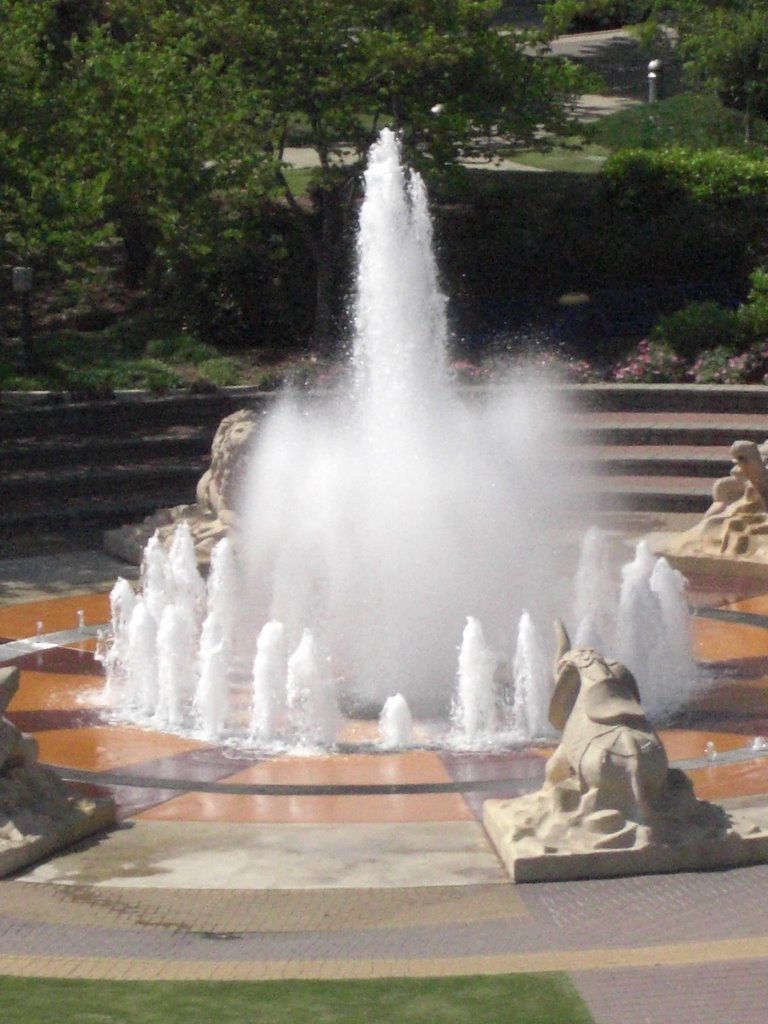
[545,620,671,824]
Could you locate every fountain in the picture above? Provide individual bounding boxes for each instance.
[101,129,700,750]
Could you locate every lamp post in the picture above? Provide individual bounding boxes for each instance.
[647,59,664,104]
[12,266,33,373]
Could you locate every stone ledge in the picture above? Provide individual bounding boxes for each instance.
[0,795,116,879]
[484,797,768,883]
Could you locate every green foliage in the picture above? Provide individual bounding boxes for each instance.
[56,365,117,400]
[0,371,50,392]
[195,356,240,387]
[611,338,686,382]
[737,267,768,343]
[56,357,182,395]
[602,147,768,209]
[0,0,112,280]
[592,93,768,152]
[544,0,650,34]
[144,334,218,365]
[688,343,768,384]
[650,300,741,359]
[672,1,768,141]
[64,25,278,286]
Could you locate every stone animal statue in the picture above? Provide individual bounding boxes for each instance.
[104,408,260,567]
[545,621,670,823]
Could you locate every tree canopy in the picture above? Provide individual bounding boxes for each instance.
[1,0,590,345]
[545,0,768,144]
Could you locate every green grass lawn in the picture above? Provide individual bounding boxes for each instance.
[0,974,594,1024]
[510,141,609,173]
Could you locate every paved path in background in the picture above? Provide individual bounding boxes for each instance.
[284,28,645,175]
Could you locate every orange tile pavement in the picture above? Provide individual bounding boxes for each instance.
[136,786,475,824]
[136,749,476,824]
[688,758,768,802]
[659,729,757,762]
[724,592,768,615]
[33,725,206,773]
[5,589,768,821]
[0,593,110,639]
[8,670,101,711]
[692,616,768,661]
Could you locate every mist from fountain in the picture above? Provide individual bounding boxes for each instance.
[102,129,700,749]
[237,128,581,716]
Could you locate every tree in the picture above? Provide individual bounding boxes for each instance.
[545,0,768,145]
[261,1,591,344]
[107,0,589,346]
[0,1,110,288]
[670,2,768,144]
[1,0,591,349]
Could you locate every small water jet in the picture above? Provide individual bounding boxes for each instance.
[379,694,413,749]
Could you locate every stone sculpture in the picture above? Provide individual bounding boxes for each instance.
[104,408,259,567]
[0,666,115,876]
[484,622,768,881]
[665,438,768,565]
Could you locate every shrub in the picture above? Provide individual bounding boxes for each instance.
[611,339,686,383]
[592,94,768,153]
[601,147,768,209]
[109,358,183,394]
[737,268,768,343]
[650,300,741,360]
[690,342,768,384]
[60,367,116,401]
[195,357,240,387]
[144,333,217,365]
[0,373,51,392]
[519,350,602,383]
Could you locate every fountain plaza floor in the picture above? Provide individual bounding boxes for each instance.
[2,516,768,1023]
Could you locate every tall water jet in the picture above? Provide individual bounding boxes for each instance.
[168,521,206,628]
[573,525,615,651]
[240,128,581,713]
[141,534,172,625]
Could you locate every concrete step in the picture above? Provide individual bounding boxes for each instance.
[0,390,269,440]
[560,383,768,414]
[590,475,714,513]
[3,462,203,502]
[0,428,212,473]
[2,386,763,524]
[0,494,192,531]
[565,411,768,448]
[578,445,730,478]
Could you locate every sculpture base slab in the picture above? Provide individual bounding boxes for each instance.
[645,532,768,581]
[484,797,768,883]
[0,795,116,879]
